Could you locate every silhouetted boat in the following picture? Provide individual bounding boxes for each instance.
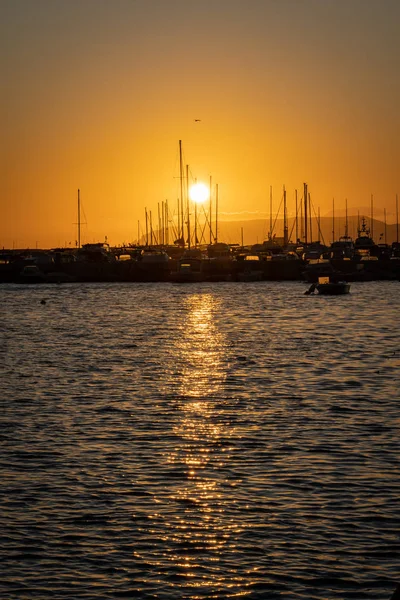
[171,249,206,283]
[354,217,379,257]
[137,249,171,281]
[235,254,263,281]
[317,280,350,295]
[140,249,170,264]
[18,264,47,284]
[305,276,350,295]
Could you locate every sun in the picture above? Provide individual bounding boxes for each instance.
[189,182,209,204]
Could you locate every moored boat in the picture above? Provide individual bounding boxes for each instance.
[317,280,351,295]
[171,249,207,283]
[17,264,47,284]
[305,276,350,295]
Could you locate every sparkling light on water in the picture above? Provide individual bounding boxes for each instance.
[1,281,399,599]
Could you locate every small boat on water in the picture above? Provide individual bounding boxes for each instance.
[317,280,351,295]
[305,276,350,295]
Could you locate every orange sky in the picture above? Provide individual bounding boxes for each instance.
[2,0,400,248]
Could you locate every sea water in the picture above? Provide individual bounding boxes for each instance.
[1,281,399,599]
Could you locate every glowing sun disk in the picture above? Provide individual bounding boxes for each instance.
[189,182,209,204]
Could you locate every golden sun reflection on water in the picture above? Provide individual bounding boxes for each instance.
[159,294,249,593]
[171,293,227,474]
[176,293,227,399]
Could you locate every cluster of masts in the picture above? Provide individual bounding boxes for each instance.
[136,173,399,251]
[268,184,400,248]
[141,196,217,248]
[141,141,220,249]
[75,140,400,249]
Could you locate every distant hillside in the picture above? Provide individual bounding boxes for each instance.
[215,215,399,247]
[137,215,399,247]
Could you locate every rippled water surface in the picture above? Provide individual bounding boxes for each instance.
[1,281,400,599]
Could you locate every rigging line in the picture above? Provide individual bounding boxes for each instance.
[271,193,284,236]
[288,195,303,241]
[168,207,180,241]
[310,197,326,246]
[80,201,88,226]
[200,204,214,240]
[199,219,209,244]
[169,215,179,241]
[198,221,206,245]
[200,204,210,227]
[171,220,179,241]
[173,144,188,179]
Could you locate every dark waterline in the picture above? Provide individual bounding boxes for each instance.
[1,281,400,599]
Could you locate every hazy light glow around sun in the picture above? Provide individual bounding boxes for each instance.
[189,182,209,204]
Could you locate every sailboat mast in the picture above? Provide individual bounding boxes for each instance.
[77,189,81,249]
[283,186,288,246]
[317,206,324,244]
[215,183,219,243]
[304,183,308,245]
[332,198,335,243]
[384,208,387,244]
[177,199,180,244]
[186,164,191,250]
[269,185,273,239]
[300,194,304,242]
[345,198,348,238]
[209,175,212,245]
[193,178,197,249]
[194,202,197,248]
[295,189,298,242]
[165,200,169,246]
[396,193,399,243]
[370,194,374,239]
[158,202,161,246]
[150,210,154,246]
[179,140,184,244]
[161,201,165,246]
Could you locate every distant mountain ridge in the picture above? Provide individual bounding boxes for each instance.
[137,215,399,247]
[214,215,399,246]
